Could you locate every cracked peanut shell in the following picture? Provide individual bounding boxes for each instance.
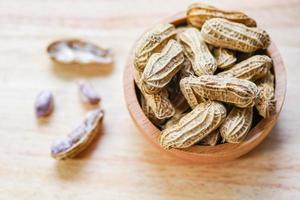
[51,108,104,160]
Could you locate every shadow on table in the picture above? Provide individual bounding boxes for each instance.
[50,62,114,80]
[53,123,106,180]
[135,121,286,198]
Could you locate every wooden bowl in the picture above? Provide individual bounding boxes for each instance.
[123,13,287,164]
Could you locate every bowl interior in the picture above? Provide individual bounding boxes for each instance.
[124,13,286,163]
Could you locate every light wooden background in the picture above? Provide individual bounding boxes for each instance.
[0,0,299,199]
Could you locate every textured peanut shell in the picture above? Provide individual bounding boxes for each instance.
[198,129,220,146]
[140,95,166,126]
[166,74,190,113]
[174,26,190,35]
[160,101,226,149]
[256,70,275,86]
[134,24,176,71]
[179,75,205,108]
[255,71,276,118]
[220,107,253,143]
[218,55,272,81]
[178,28,217,76]
[214,48,237,69]
[162,112,186,130]
[179,57,195,77]
[141,39,184,94]
[134,68,175,120]
[187,3,257,28]
[201,18,270,53]
[143,90,175,120]
[180,75,259,108]
[51,109,104,160]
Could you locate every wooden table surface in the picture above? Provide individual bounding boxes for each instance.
[0,0,299,199]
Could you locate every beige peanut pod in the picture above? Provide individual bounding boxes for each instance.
[134,68,175,120]
[166,83,190,114]
[214,48,237,69]
[140,94,166,126]
[160,101,226,149]
[198,129,220,146]
[178,28,217,76]
[179,57,195,77]
[257,70,275,86]
[162,112,186,130]
[145,90,175,119]
[220,107,253,143]
[187,3,257,28]
[255,71,276,118]
[134,23,176,71]
[218,55,272,81]
[141,39,184,94]
[180,75,259,108]
[201,18,271,53]
[179,75,205,109]
[174,26,190,35]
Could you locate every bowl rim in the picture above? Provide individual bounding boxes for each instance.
[123,12,287,163]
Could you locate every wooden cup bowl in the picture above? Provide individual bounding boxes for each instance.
[123,13,287,164]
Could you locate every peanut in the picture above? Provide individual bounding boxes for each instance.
[35,91,54,118]
[220,107,253,143]
[218,55,272,81]
[179,57,195,77]
[160,101,226,149]
[255,71,276,118]
[166,73,190,112]
[179,76,205,108]
[134,68,175,119]
[201,18,270,52]
[78,80,101,105]
[198,129,220,146]
[141,39,184,94]
[178,28,217,76]
[162,112,186,130]
[47,39,113,65]
[140,95,167,126]
[134,24,176,72]
[214,48,236,69]
[180,75,259,108]
[144,90,175,119]
[187,3,256,28]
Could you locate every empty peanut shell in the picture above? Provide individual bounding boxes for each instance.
[47,39,113,65]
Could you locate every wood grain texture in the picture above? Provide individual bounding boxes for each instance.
[124,13,286,164]
[0,0,299,199]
